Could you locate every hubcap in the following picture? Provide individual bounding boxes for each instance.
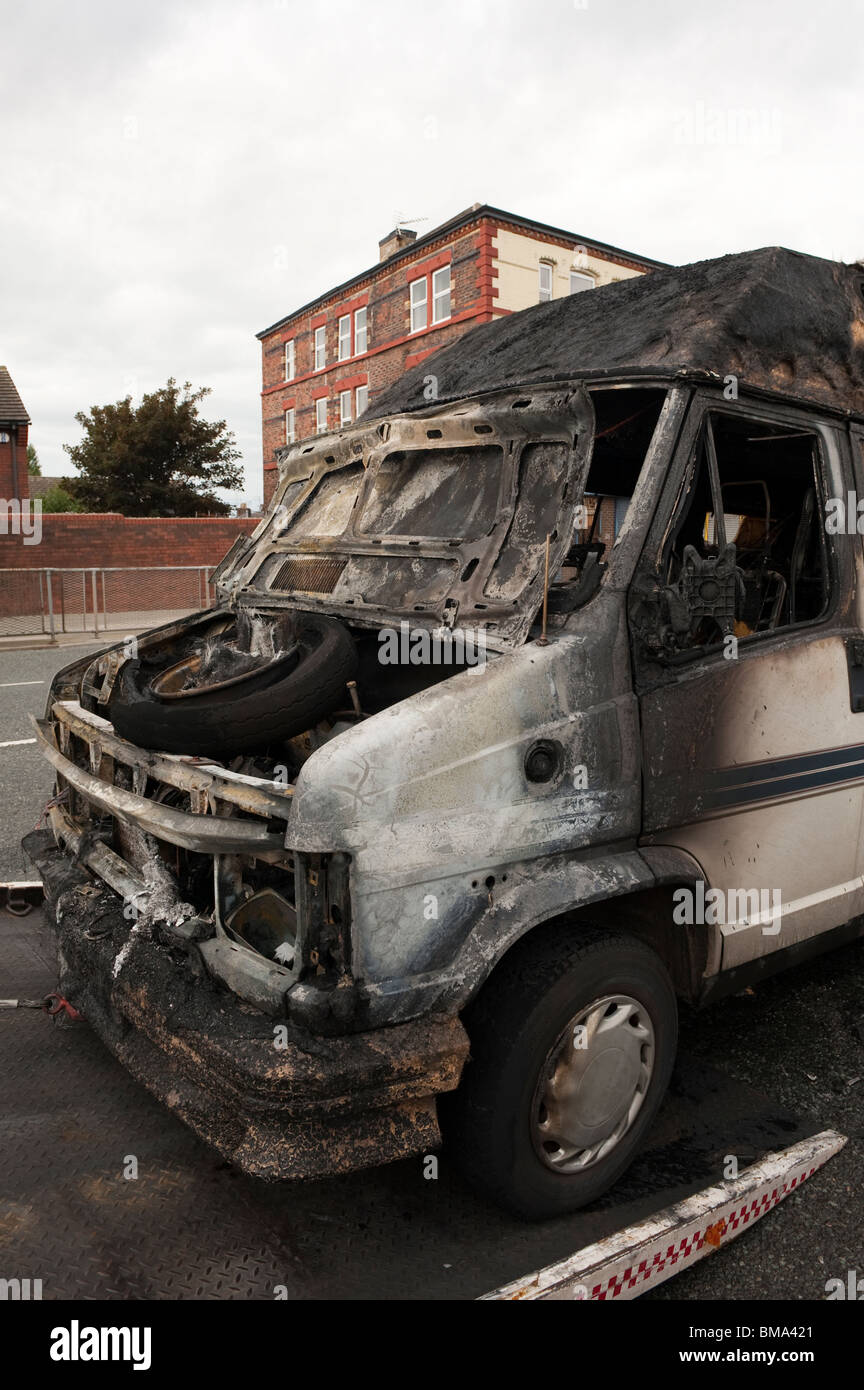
[531,994,655,1173]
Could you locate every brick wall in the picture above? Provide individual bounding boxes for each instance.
[0,513,257,571]
[260,224,493,508]
[257,209,662,509]
[0,423,29,502]
[0,514,260,623]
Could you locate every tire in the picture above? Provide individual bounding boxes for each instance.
[441,924,677,1220]
[110,613,357,757]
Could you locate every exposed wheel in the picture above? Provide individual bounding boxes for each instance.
[109,612,357,757]
[441,924,677,1219]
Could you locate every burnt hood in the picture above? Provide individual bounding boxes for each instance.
[218,385,594,650]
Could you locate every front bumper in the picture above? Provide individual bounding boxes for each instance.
[24,830,469,1181]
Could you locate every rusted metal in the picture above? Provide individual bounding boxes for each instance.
[33,718,287,856]
[229,385,595,652]
[0,881,43,915]
[47,700,294,816]
[25,829,469,1181]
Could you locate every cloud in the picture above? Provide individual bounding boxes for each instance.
[2,0,862,506]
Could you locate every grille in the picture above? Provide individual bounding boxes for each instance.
[269,554,348,594]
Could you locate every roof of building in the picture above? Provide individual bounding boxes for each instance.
[0,366,30,424]
[369,246,864,420]
[255,204,670,340]
[26,475,67,498]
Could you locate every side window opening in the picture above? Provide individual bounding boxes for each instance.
[661,412,830,651]
[549,388,666,609]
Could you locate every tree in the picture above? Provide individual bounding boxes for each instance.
[63,379,243,516]
[27,444,40,475]
[40,484,84,514]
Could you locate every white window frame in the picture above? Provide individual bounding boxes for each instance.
[354,306,368,355]
[284,339,295,381]
[355,384,368,418]
[284,407,295,444]
[410,277,428,332]
[315,397,328,434]
[314,325,326,371]
[538,262,554,302]
[337,315,351,361]
[569,270,594,294]
[432,265,451,324]
[339,390,352,426]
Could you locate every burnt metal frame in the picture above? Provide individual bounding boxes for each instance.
[629,388,850,686]
[225,384,594,651]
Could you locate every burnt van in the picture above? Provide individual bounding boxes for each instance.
[25,247,864,1218]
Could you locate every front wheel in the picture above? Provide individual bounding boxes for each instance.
[441,925,677,1220]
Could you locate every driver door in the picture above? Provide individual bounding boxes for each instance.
[631,391,864,969]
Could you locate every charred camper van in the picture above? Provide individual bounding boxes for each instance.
[25,248,864,1218]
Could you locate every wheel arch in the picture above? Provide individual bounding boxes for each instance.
[450,844,717,1013]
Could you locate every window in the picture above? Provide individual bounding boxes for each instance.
[338,315,351,361]
[410,277,428,332]
[432,265,451,323]
[658,411,829,652]
[355,384,368,417]
[315,397,328,434]
[339,390,352,426]
[284,408,295,444]
[284,339,295,380]
[354,306,368,355]
[538,263,554,302]
[553,387,667,598]
[314,325,326,370]
[569,271,594,294]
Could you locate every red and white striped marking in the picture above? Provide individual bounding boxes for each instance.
[481,1129,846,1301]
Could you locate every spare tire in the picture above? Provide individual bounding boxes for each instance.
[110,613,357,757]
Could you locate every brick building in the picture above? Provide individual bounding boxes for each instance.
[257,204,668,506]
[0,366,31,502]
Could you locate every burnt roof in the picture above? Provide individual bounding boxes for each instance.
[0,366,30,424]
[370,247,864,420]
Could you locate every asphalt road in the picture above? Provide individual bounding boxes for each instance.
[0,642,103,880]
[0,639,861,1300]
[649,948,864,1299]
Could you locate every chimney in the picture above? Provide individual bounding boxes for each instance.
[378,226,417,262]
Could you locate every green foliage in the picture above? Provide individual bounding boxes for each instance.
[27,443,40,475]
[40,484,84,513]
[63,379,243,516]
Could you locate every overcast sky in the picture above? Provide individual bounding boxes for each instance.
[3,0,862,506]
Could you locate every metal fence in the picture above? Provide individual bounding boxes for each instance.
[0,567,215,639]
